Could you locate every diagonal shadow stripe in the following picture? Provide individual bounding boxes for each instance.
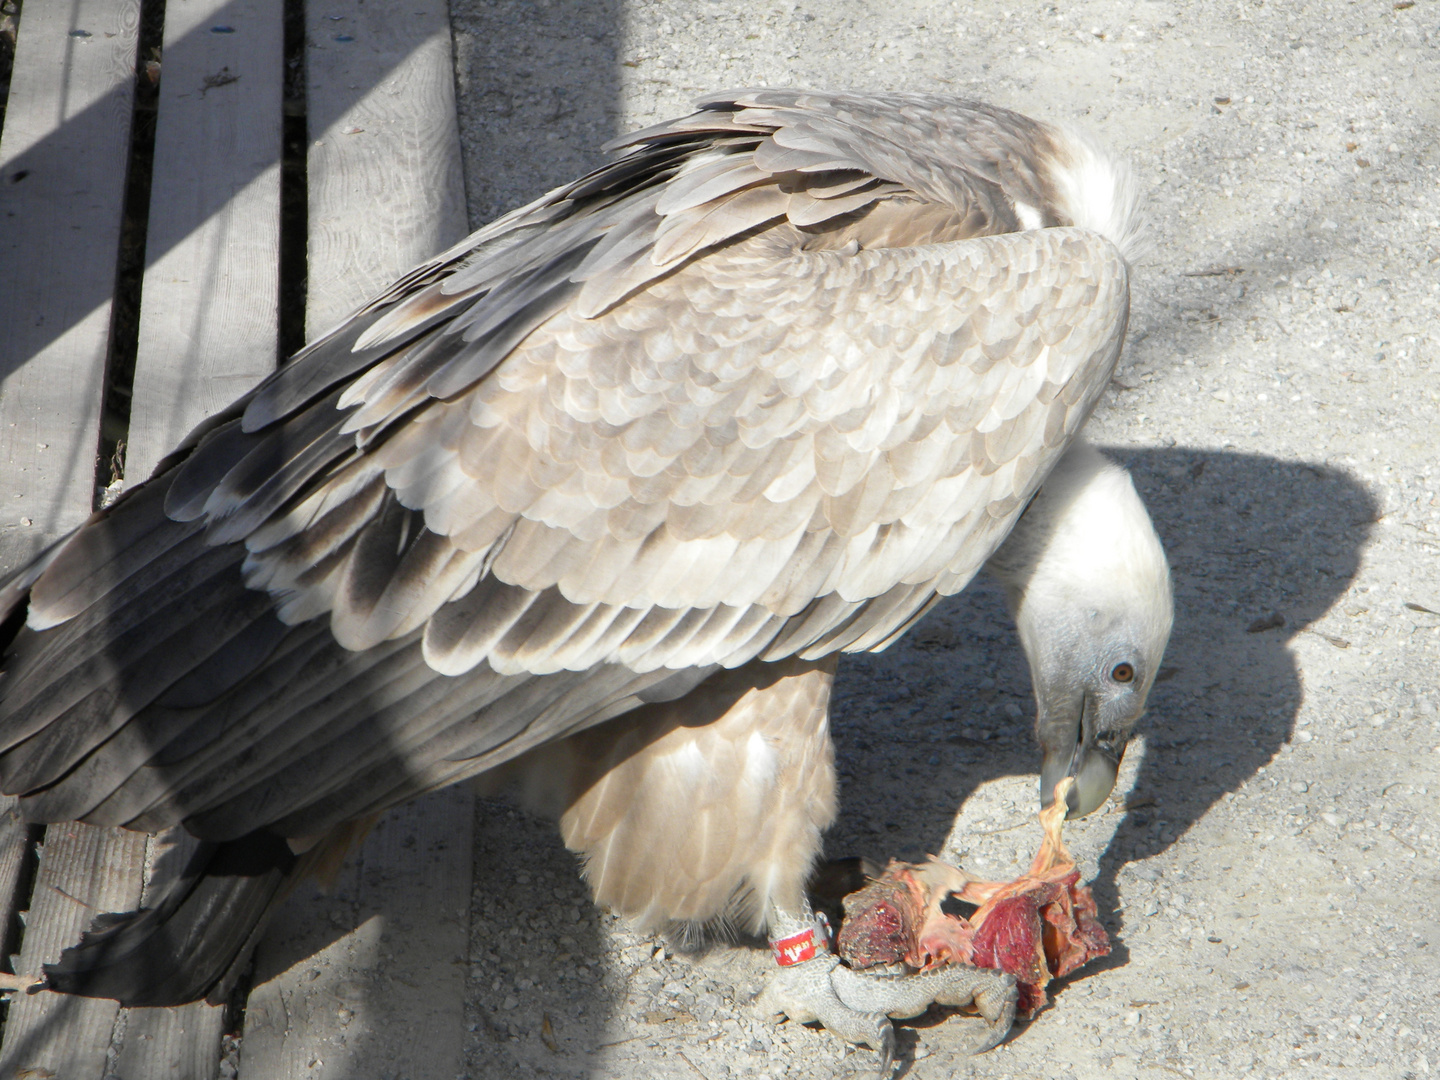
[0,0,429,382]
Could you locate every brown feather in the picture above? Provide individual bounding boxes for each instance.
[0,94,1139,922]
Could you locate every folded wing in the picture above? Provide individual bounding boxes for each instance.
[0,91,1131,845]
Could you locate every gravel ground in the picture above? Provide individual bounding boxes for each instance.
[444,3,1440,1078]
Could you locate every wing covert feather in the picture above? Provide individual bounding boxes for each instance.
[0,90,1138,843]
[285,227,1125,649]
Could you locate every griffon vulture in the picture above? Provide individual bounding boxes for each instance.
[0,89,1171,1060]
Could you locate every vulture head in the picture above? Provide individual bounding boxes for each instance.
[987,441,1173,818]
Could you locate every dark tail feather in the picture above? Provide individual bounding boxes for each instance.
[43,831,299,1007]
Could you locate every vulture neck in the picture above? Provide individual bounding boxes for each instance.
[984,440,1172,700]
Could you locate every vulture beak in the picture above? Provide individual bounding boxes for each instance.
[1039,693,1123,820]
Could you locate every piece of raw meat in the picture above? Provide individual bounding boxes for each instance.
[837,777,1109,1017]
[835,858,976,970]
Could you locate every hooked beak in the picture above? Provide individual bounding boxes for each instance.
[1039,693,1124,819]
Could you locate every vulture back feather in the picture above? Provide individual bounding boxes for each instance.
[0,90,1142,1004]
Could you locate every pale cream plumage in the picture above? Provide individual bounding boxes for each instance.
[485,656,838,933]
[0,90,1148,1006]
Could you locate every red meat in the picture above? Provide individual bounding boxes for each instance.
[837,777,1109,1017]
[836,858,975,970]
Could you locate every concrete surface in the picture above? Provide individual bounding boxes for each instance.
[444,2,1439,1077]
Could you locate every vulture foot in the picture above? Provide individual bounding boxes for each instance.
[834,962,1017,1053]
[756,952,896,1071]
[757,900,1017,1072]
[757,955,1018,1066]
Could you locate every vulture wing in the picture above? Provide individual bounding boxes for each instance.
[0,91,1131,850]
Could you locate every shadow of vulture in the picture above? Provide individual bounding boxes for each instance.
[825,447,1375,997]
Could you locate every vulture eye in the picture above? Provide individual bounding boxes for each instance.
[1110,662,1135,684]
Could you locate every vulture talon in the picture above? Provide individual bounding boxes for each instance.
[755,952,895,1063]
[831,962,1017,1053]
[876,1022,897,1078]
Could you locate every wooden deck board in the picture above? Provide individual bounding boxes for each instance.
[125,0,286,480]
[113,1001,227,1080]
[111,831,226,1080]
[0,824,148,1080]
[241,788,475,1080]
[0,5,148,1078]
[237,3,472,1075]
[0,1,477,1074]
[117,3,287,1069]
[0,0,141,576]
[302,0,468,334]
[0,799,32,966]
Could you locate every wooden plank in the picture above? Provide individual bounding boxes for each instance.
[112,1003,226,1079]
[240,789,475,1080]
[240,837,367,1080]
[0,798,33,964]
[238,4,473,1076]
[0,824,148,1079]
[0,0,472,1074]
[0,5,150,1078]
[0,0,142,577]
[302,0,468,335]
[125,0,285,480]
[111,831,225,1080]
[118,1,288,1070]
[1,0,290,1067]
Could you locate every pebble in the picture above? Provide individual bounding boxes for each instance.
[1289,781,1310,793]
[1321,812,1345,827]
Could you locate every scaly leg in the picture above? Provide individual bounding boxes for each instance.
[755,899,1018,1071]
[755,901,897,1072]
